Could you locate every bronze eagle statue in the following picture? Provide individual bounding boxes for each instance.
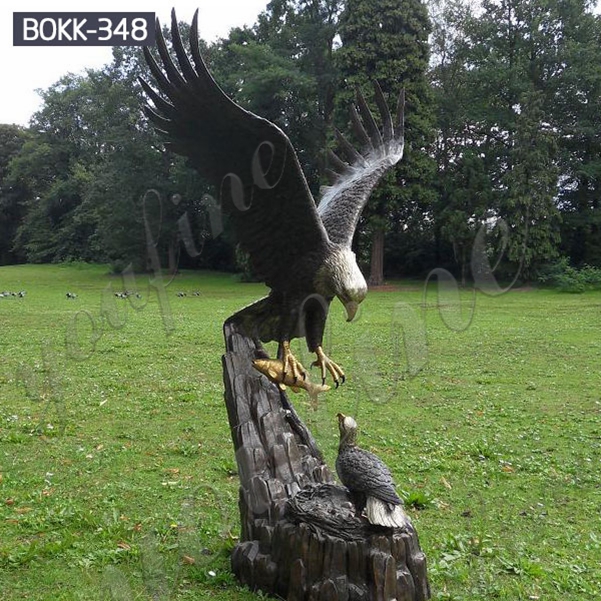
[336,413,410,529]
[140,10,405,388]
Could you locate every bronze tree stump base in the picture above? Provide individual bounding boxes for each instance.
[223,321,430,601]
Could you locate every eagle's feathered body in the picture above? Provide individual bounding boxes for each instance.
[336,414,410,529]
[141,10,405,386]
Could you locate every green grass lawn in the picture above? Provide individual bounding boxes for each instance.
[1,263,600,600]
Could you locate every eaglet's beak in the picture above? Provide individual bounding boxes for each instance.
[344,301,359,322]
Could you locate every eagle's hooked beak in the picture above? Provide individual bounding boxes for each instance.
[344,301,359,322]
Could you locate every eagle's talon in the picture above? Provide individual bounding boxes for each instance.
[280,341,307,385]
[313,346,345,387]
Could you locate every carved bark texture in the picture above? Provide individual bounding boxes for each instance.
[368,227,385,287]
[223,320,430,600]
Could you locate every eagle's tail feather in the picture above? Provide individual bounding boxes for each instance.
[366,496,410,529]
[226,296,279,342]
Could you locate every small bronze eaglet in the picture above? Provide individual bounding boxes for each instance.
[336,413,410,529]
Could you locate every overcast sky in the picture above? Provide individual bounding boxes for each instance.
[1,1,269,126]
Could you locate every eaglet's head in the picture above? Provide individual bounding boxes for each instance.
[337,413,358,445]
[315,248,368,322]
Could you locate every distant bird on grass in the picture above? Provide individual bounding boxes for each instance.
[0,291,26,298]
[336,413,410,529]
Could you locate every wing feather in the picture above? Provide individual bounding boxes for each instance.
[337,446,402,506]
[318,85,405,247]
[355,87,384,149]
[141,10,330,289]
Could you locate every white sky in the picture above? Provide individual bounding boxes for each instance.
[1,1,269,126]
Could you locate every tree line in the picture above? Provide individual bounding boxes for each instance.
[0,0,599,285]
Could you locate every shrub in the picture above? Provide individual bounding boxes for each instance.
[537,258,601,293]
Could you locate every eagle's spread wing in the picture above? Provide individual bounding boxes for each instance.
[317,84,405,247]
[140,10,330,289]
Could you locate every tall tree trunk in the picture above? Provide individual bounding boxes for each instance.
[168,240,177,276]
[368,228,385,287]
[222,319,431,600]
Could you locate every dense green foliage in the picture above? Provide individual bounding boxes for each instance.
[336,0,436,283]
[1,263,600,599]
[430,0,601,281]
[0,124,29,265]
[0,0,600,284]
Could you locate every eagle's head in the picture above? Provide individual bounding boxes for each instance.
[315,247,368,322]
